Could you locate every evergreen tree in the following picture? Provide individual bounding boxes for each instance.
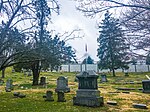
[97,11,129,76]
[82,56,94,64]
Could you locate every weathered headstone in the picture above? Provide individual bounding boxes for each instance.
[5,79,13,92]
[12,69,15,73]
[73,70,104,107]
[40,77,46,85]
[100,74,107,82]
[57,91,66,102]
[124,72,129,76]
[133,103,148,109]
[28,71,32,76]
[45,90,54,101]
[55,76,70,93]
[0,79,4,85]
[142,80,150,93]
[107,101,117,105]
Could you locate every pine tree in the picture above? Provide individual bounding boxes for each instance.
[97,11,129,76]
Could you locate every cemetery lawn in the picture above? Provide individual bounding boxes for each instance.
[0,69,150,112]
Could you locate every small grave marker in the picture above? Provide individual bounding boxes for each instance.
[45,90,54,101]
[107,101,117,105]
[133,103,148,109]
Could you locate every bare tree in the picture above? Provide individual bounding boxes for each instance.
[75,0,150,17]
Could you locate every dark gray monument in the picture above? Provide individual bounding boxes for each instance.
[45,90,54,101]
[0,79,4,85]
[73,70,104,107]
[57,91,66,102]
[55,76,70,93]
[100,74,107,82]
[5,79,13,92]
[40,77,46,85]
[142,80,150,93]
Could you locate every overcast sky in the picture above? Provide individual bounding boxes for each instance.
[51,0,100,62]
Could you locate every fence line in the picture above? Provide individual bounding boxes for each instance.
[61,64,150,73]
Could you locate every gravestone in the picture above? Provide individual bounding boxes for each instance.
[124,72,129,76]
[55,76,70,93]
[12,69,15,73]
[28,71,32,76]
[0,79,4,85]
[45,90,54,101]
[133,103,148,109]
[142,80,150,93]
[57,91,66,102]
[100,74,107,82]
[73,70,104,107]
[40,77,46,85]
[5,79,13,92]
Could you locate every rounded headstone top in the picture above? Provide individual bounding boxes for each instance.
[57,76,67,80]
[76,70,98,78]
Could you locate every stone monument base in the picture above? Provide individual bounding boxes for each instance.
[73,96,104,107]
[73,89,104,107]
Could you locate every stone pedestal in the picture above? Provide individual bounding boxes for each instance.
[57,91,66,102]
[142,80,150,93]
[73,70,104,107]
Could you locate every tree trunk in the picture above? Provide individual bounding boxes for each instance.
[148,65,150,72]
[112,68,115,77]
[1,68,5,78]
[134,65,137,72]
[31,62,40,85]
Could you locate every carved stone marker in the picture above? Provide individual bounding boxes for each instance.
[57,91,66,102]
[73,70,104,107]
[0,79,4,85]
[55,76,70,93]
[142,80,150,93]
[5,79,13,92]
[100,74,107,82]
[45,90,54,101]
[40,77,46,85]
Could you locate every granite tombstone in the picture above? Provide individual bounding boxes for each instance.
[73,70,104,107]
[5,79,13,92]
[55,76,70,93]
[142,80,150,93]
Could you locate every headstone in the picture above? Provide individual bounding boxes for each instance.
[13,92,20,97]
[28,71,32,76]
[55,76,70,93]
[122,91,130,94]
[12,69,15,73]
[18,93,26,98]
[100,74,107,82]
[142,80,150,93]
[73,70,104,107]
[45,90,54,101]
[0,79,4,85]
[133,103,148,109]
[40,77,46,85]
[107,101,117,105]
[124,72,129,76]
[57,91,66,102]
[5,79,13,92]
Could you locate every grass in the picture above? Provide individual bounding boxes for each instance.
[0,68,150,112]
